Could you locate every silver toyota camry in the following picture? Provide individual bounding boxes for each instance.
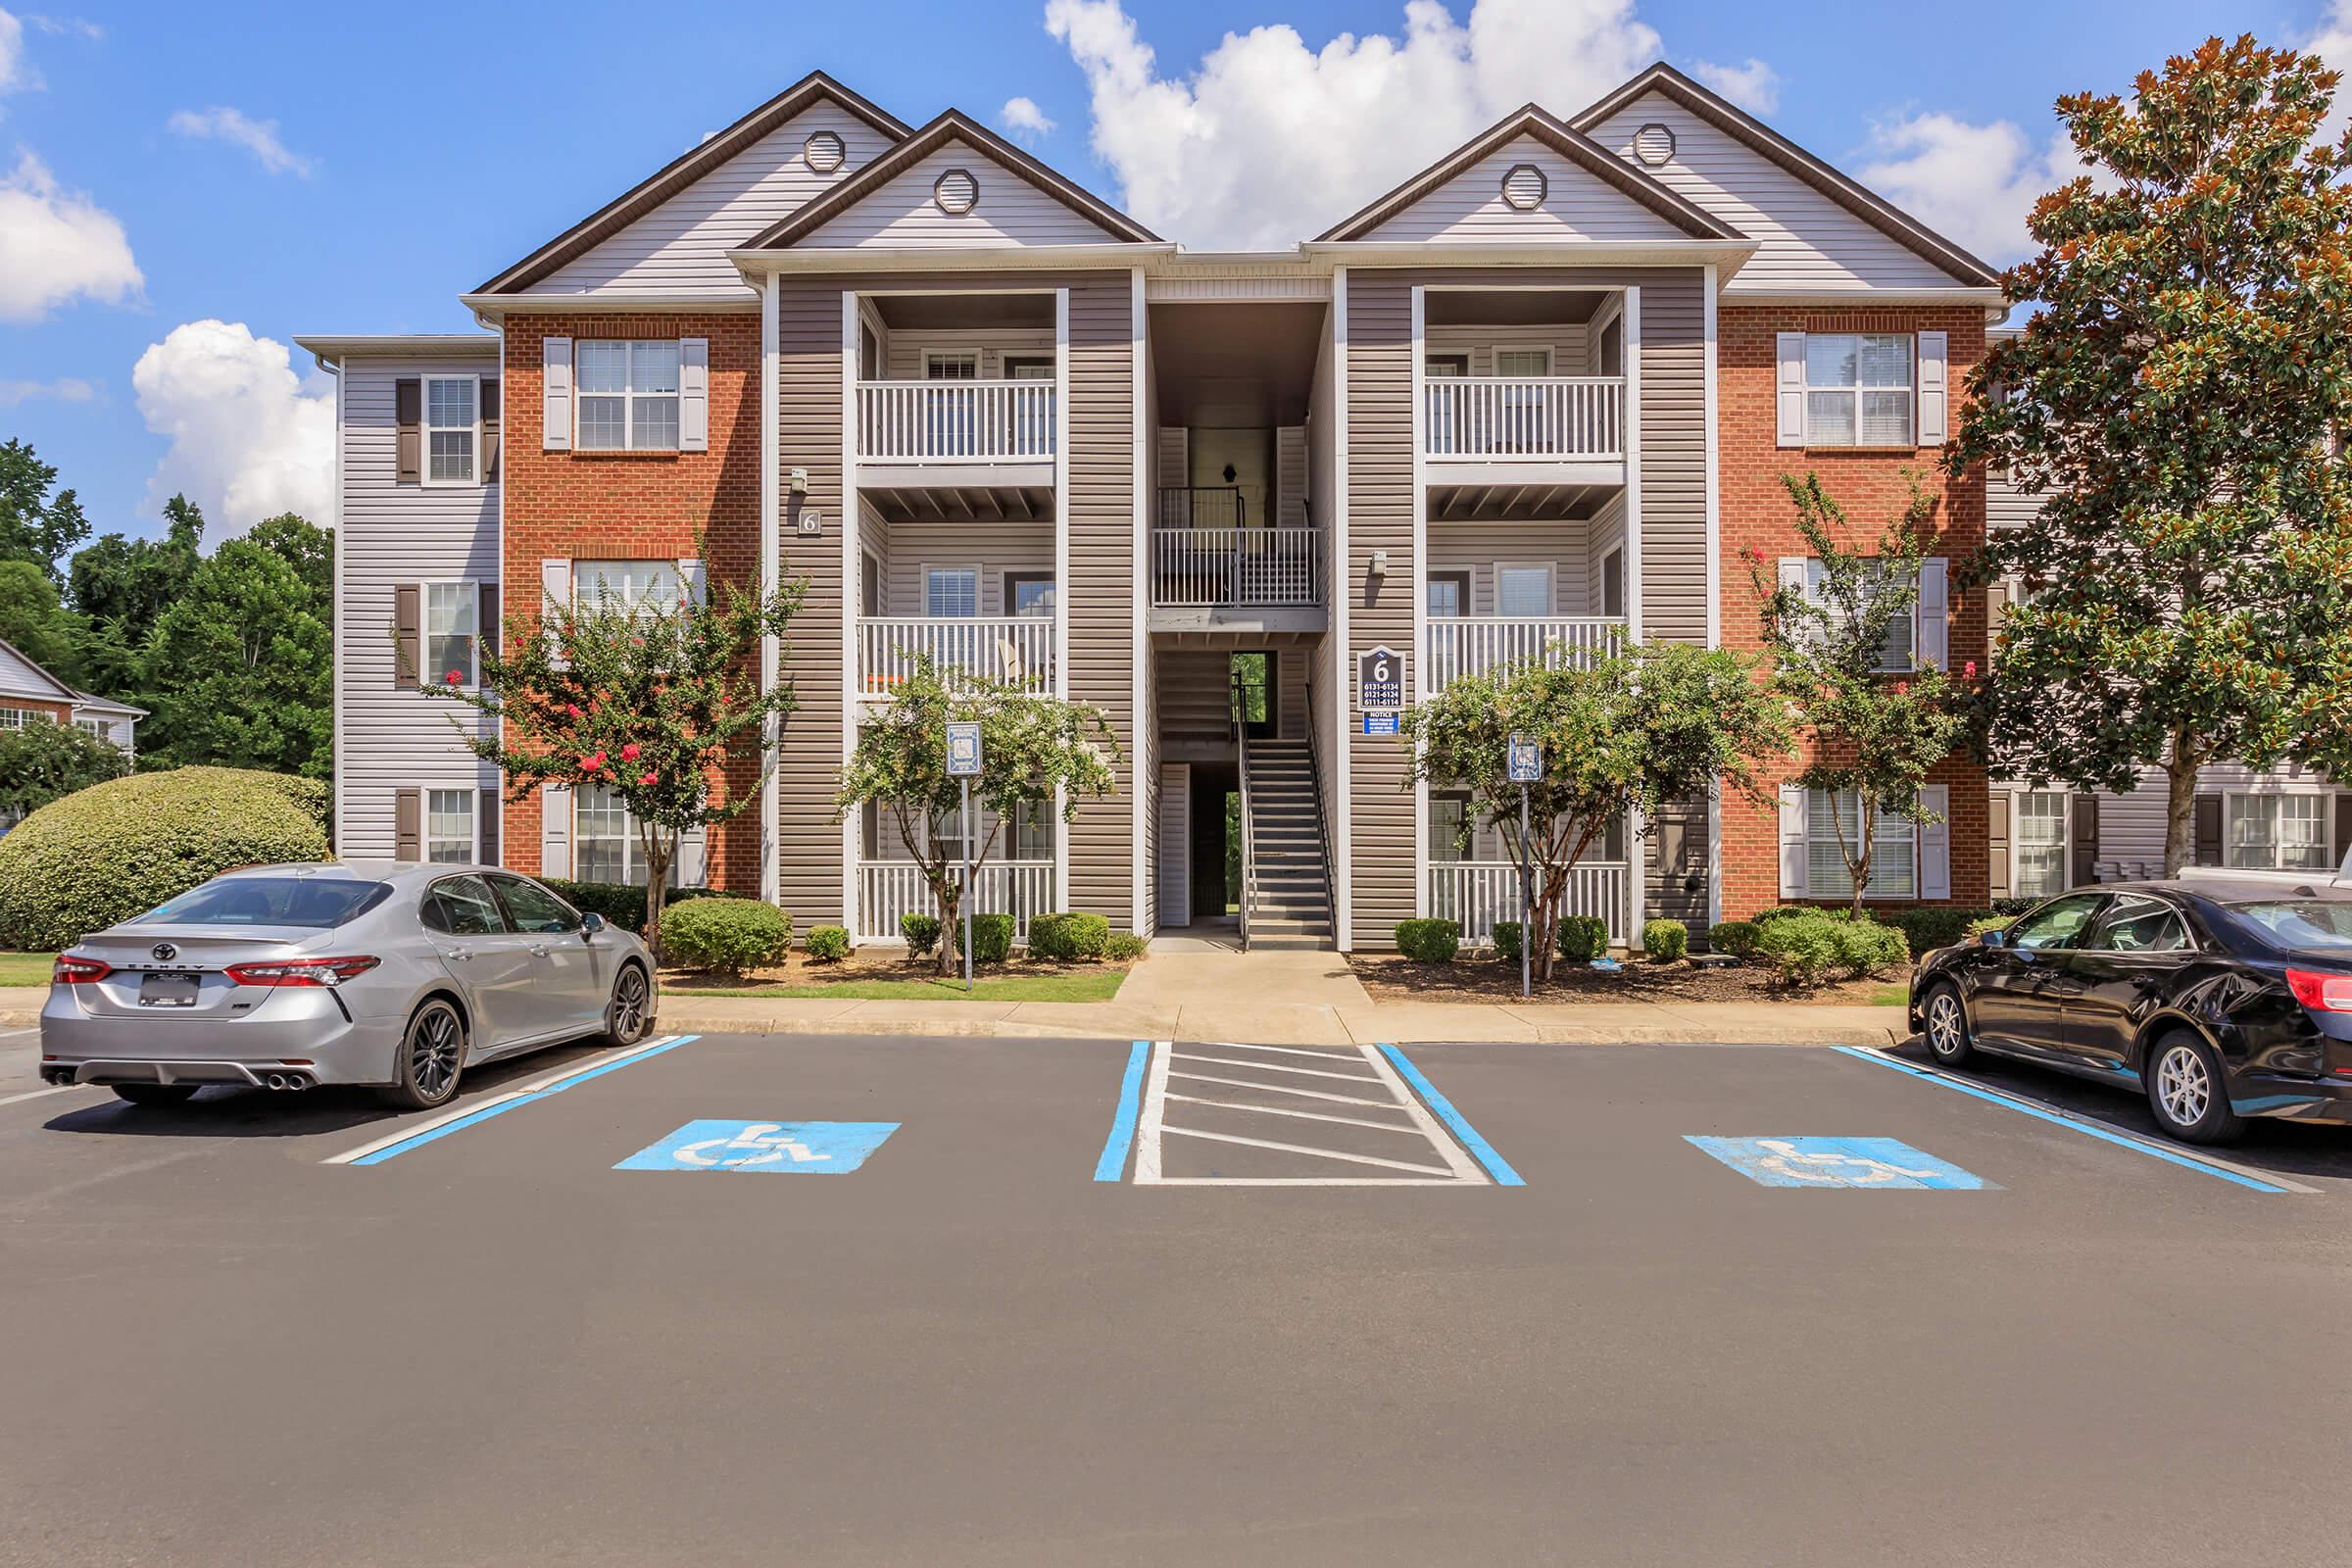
[39,861,656,1110]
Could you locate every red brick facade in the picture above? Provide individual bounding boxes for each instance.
[1716,305,1993,919]
[1,699,74,725]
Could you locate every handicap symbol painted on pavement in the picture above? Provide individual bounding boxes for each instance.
[1685,1136,1993,1190]
[615,1120,899,1174]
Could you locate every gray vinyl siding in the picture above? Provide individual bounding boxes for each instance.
[881,329,1055,380]
[1421,324,1592,374]
[0,639,73,703]
[1062,271,1139,919]
[1985,465,2041,532]
[801,146,1127,249]
[881,523,1054,615]
[335,352,502,861]
[1363,135,1692,245]
[1427,519,1595,614]
[774,282,851,924]
[1587,490,1629,611]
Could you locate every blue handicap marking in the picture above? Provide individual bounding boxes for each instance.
[1686,1136,1993,1190]
[615,1119,899,1174]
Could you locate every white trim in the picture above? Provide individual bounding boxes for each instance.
[419,372,482,488]
[920,563,984,618]
[571,338,686,453]
[418,578,486,692]
[1794,329,1916,449]
[1410,283,1428,919]
[1129,266,1148,937]
[921,348,981,380]
[760,273,780,906]
[2009,785,2072,903]
[840,291,861,937]
[422,784,484,865]
[1332,265,1352,951]
[1622,284,1642,645]
[2220,787,2338,872]
[1054,285,1072,917]
[328,352,346,856]
[1489,343,1554,377]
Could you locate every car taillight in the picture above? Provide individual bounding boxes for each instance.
[2284,967,2352,1013]
[52,955,112,984]
[224,956,380,988]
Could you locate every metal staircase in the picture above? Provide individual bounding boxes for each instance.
[1234,733,1336,951]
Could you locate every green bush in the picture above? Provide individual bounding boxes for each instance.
[1104,931,1149,961]
[1970,913,2012,938]
[1642,918,1689,961]
[805,924,850,962]
[0,766,332,950]
[900,912,942,956]
[1991,896,2036,917]
[1492,921,1524,961]
[1889,906,1993,958]
[1394,918,1462,964]
[1030,911,1112,961]
[1753,910,1909,986]
[1708,920,1760,958]
[1556,914,1611,962]
[660,898,793,979]
[949,911,1015,965]
[539,880,718,933]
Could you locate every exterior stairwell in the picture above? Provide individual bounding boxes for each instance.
[1239,739,1336,950]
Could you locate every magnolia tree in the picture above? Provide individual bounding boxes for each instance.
[425,565,802,959]
[836,658,1118,976]
[1951,35,2352,872]
[1399,639,1789,980]
[1748,473,1969,915]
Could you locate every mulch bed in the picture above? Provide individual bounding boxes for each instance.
[1348,953,1906,1006]
[659,952,1135,991]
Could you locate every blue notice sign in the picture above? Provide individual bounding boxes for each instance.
[1507,733,1541,783]
[945,721,982,778]
[616,1120,900,1174]
[1363,711,1399,736]
[1685,1136,1991,1189]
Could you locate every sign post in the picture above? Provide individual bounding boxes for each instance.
[946,721,983,994]
[1507,733,1541,1000]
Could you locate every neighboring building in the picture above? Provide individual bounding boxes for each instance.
[0,638,143,756]
[311,63,2017,950]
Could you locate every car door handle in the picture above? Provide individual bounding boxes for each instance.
[439,947,472,961]
[528,944,552,957]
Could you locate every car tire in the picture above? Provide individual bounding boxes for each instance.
[113,1083,200,1107]
[1920,982,1975,1068]
[2144,1030,2243,1146]
[602,962,652,1049]
[379,998,466,1112]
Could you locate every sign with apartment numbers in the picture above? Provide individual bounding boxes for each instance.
[945,722,983,777]
[1357,645,1402,710]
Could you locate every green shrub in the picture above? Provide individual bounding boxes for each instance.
[1991,896,2036,917]
[1642,918,1689,961]
[1834,919,1911,979]
[1708,920,1760,958]
[1104,931,1148,960]
[1888,906,1993,958]
[1492,921,1524,961]
[660,898,793,979]
[1394,918,1462,964]
[0,765,332,950]
[1970,913,2012,938]
[949,911,1015,964]
[1030,911,1112,960]
[539,880,719,933]
[900,912,942,957]
[1556,914,1611,962]
[1753,910,1909,986]
[805,924,850,962]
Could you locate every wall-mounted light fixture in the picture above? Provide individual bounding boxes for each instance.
[1370,549,1389,579]
[789,466,809,495]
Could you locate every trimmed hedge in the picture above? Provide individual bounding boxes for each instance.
[1395,918,1462,964]
[1030,911,1111,961]
[1493,920,1525,962]
[1557,914,1611,962]
[1709,920,1760,957]
[1104,932,1149,961]
[1753,910,1909,986]
[0,766,332,951]
[900,912,942,957]
[660,898,793,979]
[539,879,719,933]
[1889,906,1994,958]
[1642,918,1689,962]
[949,911,1015,965]
[805,924,850,962]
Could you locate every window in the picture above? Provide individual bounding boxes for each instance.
[1494,348,1552,378]
[1005,572,1055,618]
[575,340,681,451]
[0,708,44,729]
[74,716,105,738]
[574,561,684,618]
[925,567,978,618]
[1599,549,1625,619]
[1597,317,1625,377]
[421,874,505,937]
[2016,790,2070,900]
[1426,572,1469,619]
[2228,793,2333,871]
[2008,892,2105,952]
[1494,564,1553,618]
[2085,894,2191,955]
[426,582,479,686]
[1008,801,1054,861]
[490,873,581,935]
[1807,789,1916,901]
[1803,559,1914,672]
[573,785,675,888]
[1804,333,1912,447]
[423,375,478,484]
[424,788,476,864]
[1430,792,1473,862]
[924,353,978,381]
[1424,354,1469,378]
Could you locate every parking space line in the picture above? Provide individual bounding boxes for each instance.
[1830,1046,2314,1195]
[0,1083,84,1109]
[1157,1125,1456,1176]
[1374,1045,1525,1187]
[1163,1094,1424,1137]
[1165,1070,1401,1108]
[1196,1041,1371,1062]
[324,1035,700,1166]
[1092,1041,1152,1182]
[1169,1052,1386,1084]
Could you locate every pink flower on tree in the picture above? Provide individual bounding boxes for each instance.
[1963,660,1979,680]
[580,752,607,772]
[564,703,584,719]
[444,669,464,685]
[639,771,659,786]
[620,742,641,761]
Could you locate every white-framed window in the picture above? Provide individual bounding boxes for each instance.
[574,340,681,451]
[574,561,685,618]
[74,716,105,738]
[425,581,480,687]
[2227,792,2333,871]
[1804,333,1913,447]
[425,788,477,864]
[1494,347,1553,378]
[1429,791,1474,862]
[2015,790,2071,900]
[423,375,479,485]
[573,783,679,887]
[923,352,979,381]
[1807,789,1917,901]
[1802,559,1915,672]
[1008,800,1055,860]
[1494,562,1555,618]
[0,708,45,729]
[925,566,979,619]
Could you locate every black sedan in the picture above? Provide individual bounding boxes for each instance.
[1909,874,2352,1144]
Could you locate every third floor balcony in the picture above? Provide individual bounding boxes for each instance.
[855,378,1057,499]
[1150,487,1326,635]
[1422,375,1626,471]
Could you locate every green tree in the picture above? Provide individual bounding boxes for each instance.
[0,559,83,680]
[1748,474,1969,915]
[139,535,333,776]
[1399,639,1789,980]
[1950,35,2352,873]
[0,440,92,582]
[63,495,208,705]
[836,658,1118,976]
[430,560,802,958]
[0,719,129,821]
[246,511,331,599]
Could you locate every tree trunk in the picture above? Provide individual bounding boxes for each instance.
[643,829,675,966]
[2162,743,2201,878]
[1849,809,1873,919]
[935,882,960,977]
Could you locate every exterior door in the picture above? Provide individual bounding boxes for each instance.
[1232,651,1276,741]
[2064,893,2197,1074]
[1971,892,2107,1059]
[488,873,601,1038]
[421,873,539,1053]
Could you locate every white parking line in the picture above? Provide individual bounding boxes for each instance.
[1169,1052,1387,1083]
[1158,1125,1457,1176]
[0,1084,83,1109]
[1166,1070,1402,1108]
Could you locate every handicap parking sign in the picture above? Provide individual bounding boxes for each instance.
[1685,1136,1990,1189]
[615,1120,899,1174]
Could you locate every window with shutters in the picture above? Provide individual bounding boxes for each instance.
[572,786,684,888]
[425,789,476,863]
[575,340,681,451]
[2227,793,2333,871]
[423,376,478,485]
[1806,789,1916,900]
[424,582,479,688]
[1803,333,1912,447]
[1801,559,1916,672]
[574,561,684,619]
[2015,791,2070,900]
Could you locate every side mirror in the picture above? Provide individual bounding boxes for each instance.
[580,911,606,936]
[1977,928,2006,948]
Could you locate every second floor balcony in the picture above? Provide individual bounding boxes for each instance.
[1422,615,1625,697]
[857,614,1055,701]
[855,379,1056,496]
[1150,496,1326,633]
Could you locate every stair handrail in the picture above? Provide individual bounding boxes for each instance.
[1300,677,1338,944]
[1231,669,1257,950]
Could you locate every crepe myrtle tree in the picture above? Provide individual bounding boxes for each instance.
[1950,35,2352,873]
[422,562,803,960]
[1400,638,1789,981]
[1747,473,1971,916]
[836,658,1118,977]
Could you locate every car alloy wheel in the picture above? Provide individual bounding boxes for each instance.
[607,965,649,1047]
[1924,987,1969,1063]
[408,1004,464,1101]
[2154,1043,2211,1128]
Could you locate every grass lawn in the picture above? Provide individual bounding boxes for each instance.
[0,953,54,988]
[1870,980,1913,1007]
[662,969,1130,1004]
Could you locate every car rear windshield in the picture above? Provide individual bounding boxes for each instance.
[133,877,392,929]
[2228,900,2352,952]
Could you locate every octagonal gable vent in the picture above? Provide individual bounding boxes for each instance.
[804,130,846,173]
[934,169,980,216]
[1632,122,1676,167]
[1500,163,1547,212]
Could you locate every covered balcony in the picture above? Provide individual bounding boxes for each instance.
[1425,802,1633,947]
[1152,488,1324,614]
[851,291,1055,515]
[1421,286,1629,516]
[853,802,1057,946]
[1421,615,1622,696]
[1420,507,1629,696]
[852,518,1057,701]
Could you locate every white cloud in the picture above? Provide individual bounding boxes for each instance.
[0,375,95,406]
[0,7,38,99]
[24,15,104,38]
[1855,113,2091,267]
[1041,0,1669,249]
[131,321,334,535]
[2303,0,2352,144]
[1691,56,1777,114]
[167,106,315,176]
[1002,95,1056,142]
[0,150,141,320]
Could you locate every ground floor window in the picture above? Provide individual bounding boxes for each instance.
[1807,789,1916,900]
[0,708,45,729]
[425,789,476,863]
[575,784,675,886]
[2015,790,2070,899]
[2228,792,2332,871]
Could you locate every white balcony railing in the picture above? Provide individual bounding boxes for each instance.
[1422,616,1624,696]
[858,380,1056,465]
[858,616,1054,698]
[1423,376,1625,462]
[1152,526,1324,608]
[858,860,1057,944]
[1427,860,1632,947]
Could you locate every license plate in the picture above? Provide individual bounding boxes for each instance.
[138,971,201,1008]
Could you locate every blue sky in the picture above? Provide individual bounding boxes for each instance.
[0,0,2335,550]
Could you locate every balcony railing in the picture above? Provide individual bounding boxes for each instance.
[858,860,1056,944]
[1156,486,1248,529]
[858,380,1056,465]
[858,615,1054,698]
[1152,526,1324,608]
[1423,376,1625,462]
[1427,860,1631,947]
[1422,615,1624,696]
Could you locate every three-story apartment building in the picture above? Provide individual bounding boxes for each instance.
[314,63,2055,951]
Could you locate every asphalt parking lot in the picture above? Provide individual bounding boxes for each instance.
[3,1025,2350,1567]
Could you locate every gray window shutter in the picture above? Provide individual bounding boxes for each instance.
[1917,559,1949,671]
[2193,794,2223,866]
[679,337,710,452]
[393,788,422,861]
[478,779,501,867]
[677,557,707,605]
[1919,783,1951,900]
[395,378,422,483]
[540,785,572,879]
[1984,579,2013,663]
[1986,789,2012,902]
[541,336,572,451]
[2070,794,2099,887]
[392,583,421,688]
[477,582,501,668]
[1916,330,1948,446]
[676,823,708,888]
[480,378,502,482]
[1775,332,1806,448]
[1779,782,1807,898]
